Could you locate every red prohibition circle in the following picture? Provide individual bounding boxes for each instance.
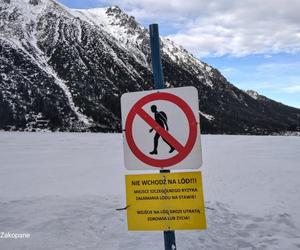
[125,92,198,168]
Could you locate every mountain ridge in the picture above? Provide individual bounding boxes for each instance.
[0,0,299,134]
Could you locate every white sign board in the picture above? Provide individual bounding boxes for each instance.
[121,86,202,170]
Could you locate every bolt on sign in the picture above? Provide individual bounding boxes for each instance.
[121,86,202,170]
[125,171,206,231]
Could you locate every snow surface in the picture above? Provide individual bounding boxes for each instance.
[0,132,300,249]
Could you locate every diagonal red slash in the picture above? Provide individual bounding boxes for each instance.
[136,108,185,152]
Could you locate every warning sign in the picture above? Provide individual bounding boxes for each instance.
[125,171,207,231]
[121,86,202,170]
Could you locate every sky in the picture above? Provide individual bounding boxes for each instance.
[59,0,300,108]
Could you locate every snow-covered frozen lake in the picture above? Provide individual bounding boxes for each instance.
[0,132,299,249]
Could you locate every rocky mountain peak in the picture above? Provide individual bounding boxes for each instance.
[246,90,260,100]
[245,90,269,102]
[29,0,40,6]
[106,5,122,14]
[105,5,142,34]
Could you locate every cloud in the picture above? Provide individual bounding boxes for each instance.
[281,85,300,93]
[106,0,300,57]
[219,67,237,73]
[257,62,300,73]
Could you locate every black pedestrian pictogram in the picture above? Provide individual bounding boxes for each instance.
[149,105,175,155]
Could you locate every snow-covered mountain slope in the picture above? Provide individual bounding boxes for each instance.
[0,132,300,249]
[0,0,300,134]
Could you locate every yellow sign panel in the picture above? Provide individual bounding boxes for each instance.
[125,171,206,231]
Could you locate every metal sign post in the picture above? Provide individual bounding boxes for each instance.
[149,23,177,250]
[149,24,164,90]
